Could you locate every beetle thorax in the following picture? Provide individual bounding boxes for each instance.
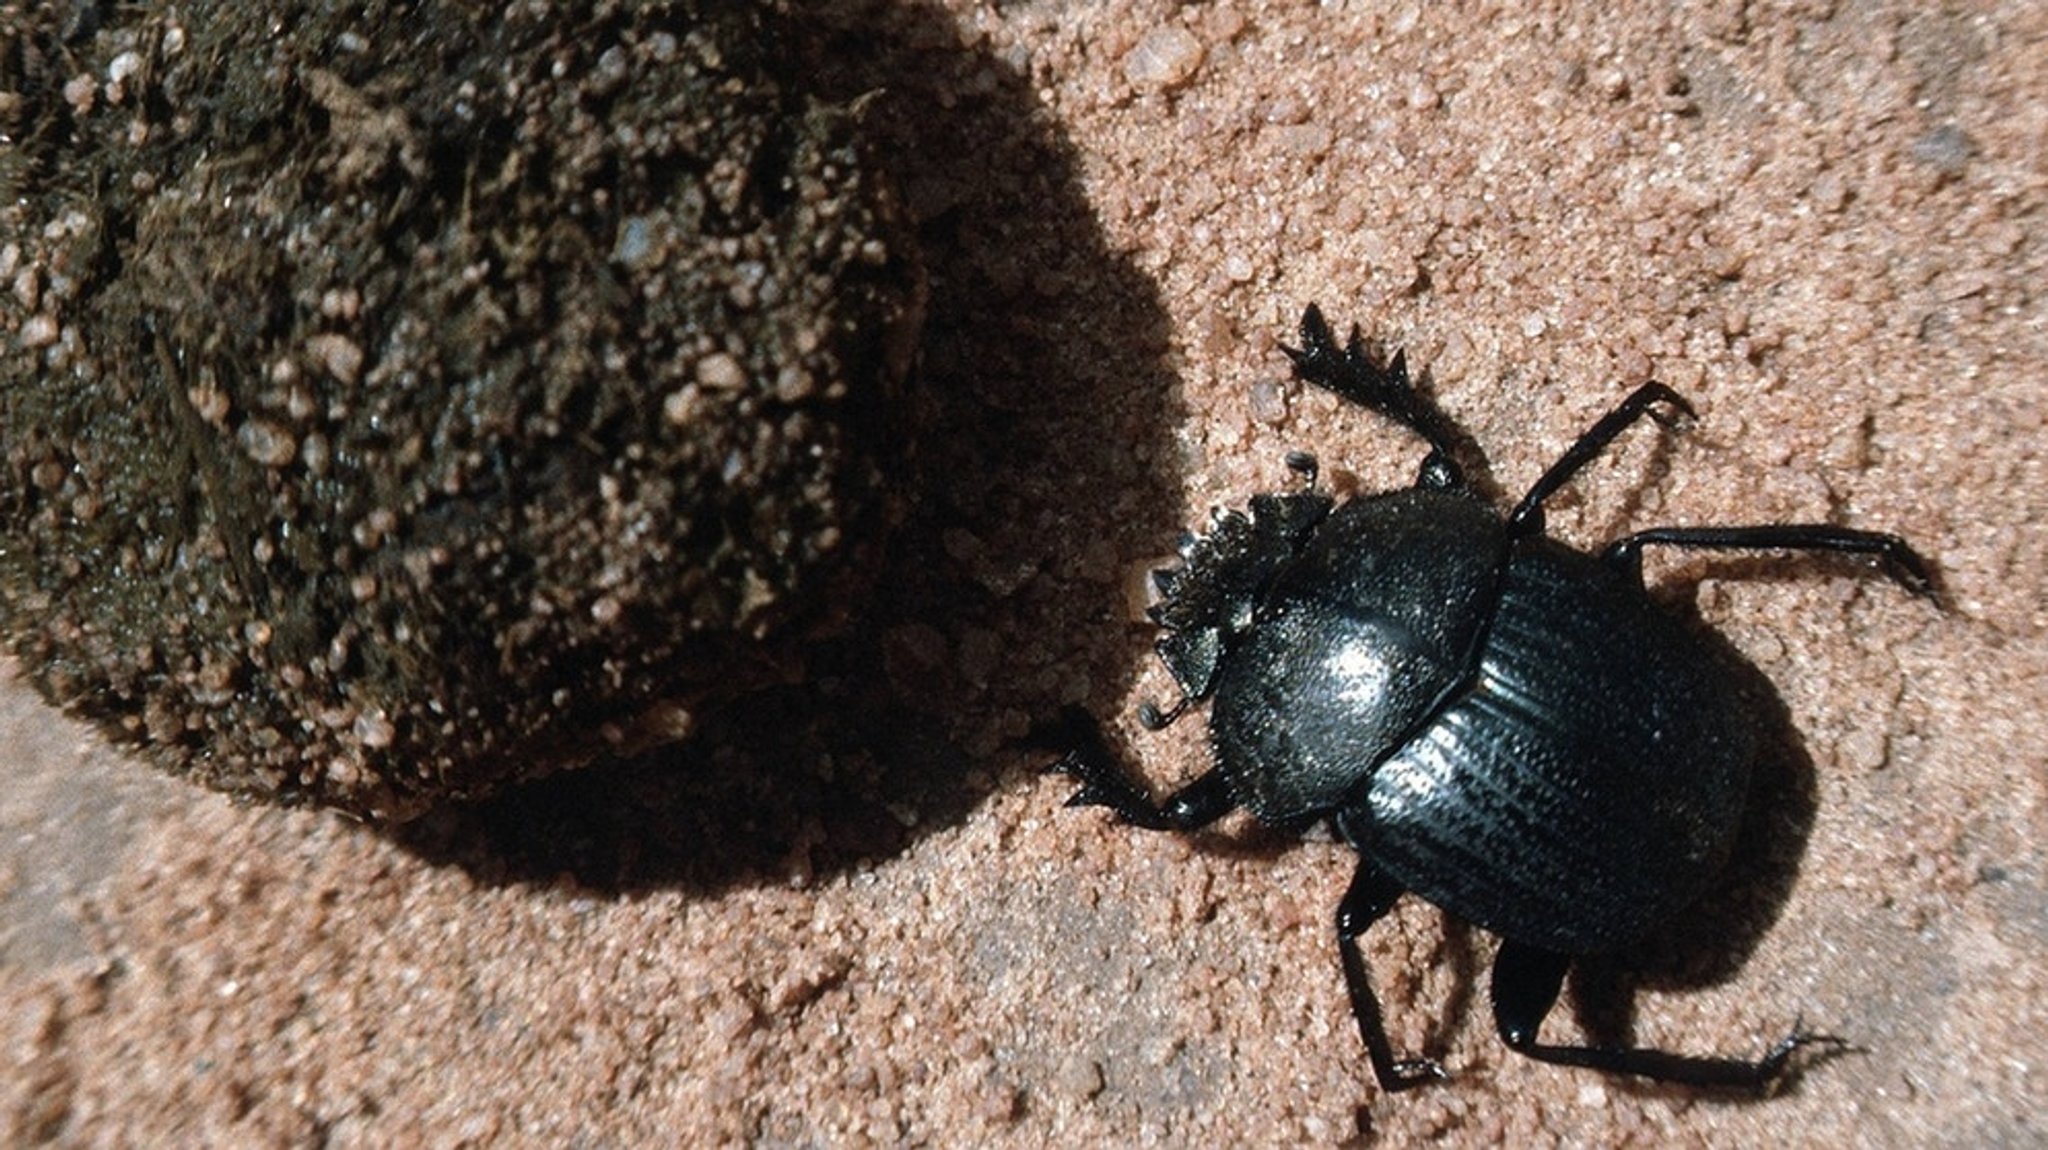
[1201,489,1510,825]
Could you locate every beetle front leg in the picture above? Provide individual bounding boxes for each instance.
[1047,707,1236,832]
[1338,857,1450,1092]
[1490,940,1849,1092]
[1287,305,1469,491]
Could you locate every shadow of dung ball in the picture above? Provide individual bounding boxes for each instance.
[0,2,924,820]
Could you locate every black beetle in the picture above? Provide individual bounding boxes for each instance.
[1055,304,1937,1094]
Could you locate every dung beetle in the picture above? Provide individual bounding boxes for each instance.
[1055,304,1937,1095]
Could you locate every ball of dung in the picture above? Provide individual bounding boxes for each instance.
[0,1,924,820]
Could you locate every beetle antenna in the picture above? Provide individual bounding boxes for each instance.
[1284,450,1319,489]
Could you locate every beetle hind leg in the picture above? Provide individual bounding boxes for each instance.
[1338,857,1451,1091]
[1489,940,1851,1092]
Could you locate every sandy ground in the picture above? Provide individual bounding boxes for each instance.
[4,0,2044,1145]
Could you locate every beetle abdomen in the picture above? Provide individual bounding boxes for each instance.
[1362,537,1757,953]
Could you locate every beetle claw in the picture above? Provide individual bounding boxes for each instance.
[1384,1058,1450,1090]
[1756,1022,1856,1095]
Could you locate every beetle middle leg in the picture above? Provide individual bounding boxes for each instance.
[1508,382,1696,535]
[1602,524,1940,600]
[1489,939,1849,1091]
[1337,856,1450,1091]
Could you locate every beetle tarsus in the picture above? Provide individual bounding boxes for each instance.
[1755,1024,1856,1097]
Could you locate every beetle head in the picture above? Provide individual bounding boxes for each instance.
[1147,484,1333,703]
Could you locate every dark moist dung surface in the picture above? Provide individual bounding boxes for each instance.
[0,1,924,819]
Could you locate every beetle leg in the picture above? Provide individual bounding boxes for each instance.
[1057,757,1235,832]
[1490,939,1851,1092]
[1602,524,1940,601]
[1507,382,1695,536]
[1046,709,1236,832]
[1286,305,1469,490]
[1337,857,1450,1092]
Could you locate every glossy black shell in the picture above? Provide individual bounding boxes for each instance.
[1209,487,1754,954]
